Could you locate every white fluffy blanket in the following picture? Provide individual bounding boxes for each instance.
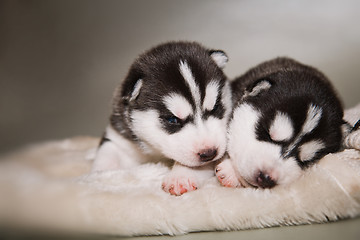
[1,104,360,236]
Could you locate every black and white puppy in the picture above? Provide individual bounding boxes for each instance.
[92,41,232,195]
[216,57,343,189]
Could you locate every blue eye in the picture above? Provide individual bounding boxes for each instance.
[166,116,180,124]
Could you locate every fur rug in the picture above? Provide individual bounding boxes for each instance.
[1,104,360,236]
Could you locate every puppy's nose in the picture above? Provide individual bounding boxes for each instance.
[256,171,276,188]
[198,148,217,162]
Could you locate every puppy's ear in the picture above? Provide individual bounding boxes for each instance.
[121,70,144,104]
[245,79,273,97]
[209,50,228,69]
[128,79,143,101]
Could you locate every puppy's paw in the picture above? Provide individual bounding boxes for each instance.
[162,174,198,196]
[344,128,360,150]
[215,159,242,188]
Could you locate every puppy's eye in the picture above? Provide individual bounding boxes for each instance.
[255,123,272,142]
[203,101,225,120]
[166,115,181,125]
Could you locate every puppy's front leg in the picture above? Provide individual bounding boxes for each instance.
[92,136,143,172]
[92,141,124,172]
[162,162,214,196]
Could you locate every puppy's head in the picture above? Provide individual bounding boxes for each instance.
[228,59,343,188]
[112,41,232,167]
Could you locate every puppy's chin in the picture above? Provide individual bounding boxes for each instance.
[171,147,225,168]
[178,156,223,168]
[174,160,213,168]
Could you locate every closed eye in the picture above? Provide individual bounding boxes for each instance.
[211,102,219,114]
[256,124,289,145]
[204,100,224,119]
[256,124,271,142]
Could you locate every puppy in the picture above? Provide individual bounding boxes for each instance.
[216,57,343,188]
[92,41,232,195]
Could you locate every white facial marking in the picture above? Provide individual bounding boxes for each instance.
[221,81,232,119]
[203,80,219,111]
[179,60,201,109]
[302,104,322,134]
[228,104,260,145]
[227,103,302,187]
[269,112,294,142]
[129,79,143,101]
[247,80,272,97]
[210,51,228,69]
[163,93,193,120]
[299,140,325,162]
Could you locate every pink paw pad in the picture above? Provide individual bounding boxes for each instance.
[162,181,198,196]
[215,166,241,188]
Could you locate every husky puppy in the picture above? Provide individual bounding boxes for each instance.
[92,41,232,195]
[216,57,343,189]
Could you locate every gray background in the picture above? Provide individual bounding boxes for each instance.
[1,1,360,239]
[1,0,360,154]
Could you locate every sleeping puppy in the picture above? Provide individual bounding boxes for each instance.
[92,41,232,195]
[216,57,343,188]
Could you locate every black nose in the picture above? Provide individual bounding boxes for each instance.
[256,171,276,188]
[198,149,217,162]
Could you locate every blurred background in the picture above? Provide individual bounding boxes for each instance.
[1,0,360,154]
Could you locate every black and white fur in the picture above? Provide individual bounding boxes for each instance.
[92,41,232,195]
[216,57,343,189]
